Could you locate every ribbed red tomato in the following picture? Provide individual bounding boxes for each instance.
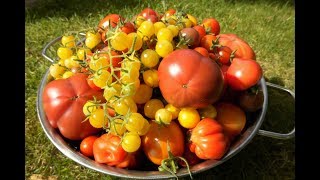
[158,49,224,108]
[189,118,228,160]
[218,33,256,60]
[42,73,104,140]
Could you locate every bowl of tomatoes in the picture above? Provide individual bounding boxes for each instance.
[37,7,295,179]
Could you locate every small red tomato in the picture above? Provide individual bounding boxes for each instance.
[179,28,200,48]
[80,135,98,157]
[194,47,209,57]
[193,25,206,41]
[217,46,233,65]
[200,34,217,53]
[121,22,135,34]
[202,18,220,35]
[226,58,263,91]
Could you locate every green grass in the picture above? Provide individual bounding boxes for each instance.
[26,0,295,179]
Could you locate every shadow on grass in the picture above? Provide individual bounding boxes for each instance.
[189,81,295,179]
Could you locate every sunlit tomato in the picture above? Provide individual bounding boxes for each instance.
[142,121,184,165]
[200,34,217,53]
[193,25,206,41]
[189,118,228,160]
[217,46,233,64]
[179,28,200,48]
[158,49,224,108]
[154,21,166,35]
[42,73,104,140]
[93,133,128,167]
[121,22,135,34]
[141,49,160,68]
[218,33,256,60]
[194,47,209,57]
[216,102,247,139]
[61,35,76,48]
[114,96,138,115]
[226,58,263,91]
[166,25,179,37]
[155,40,173,58]
[157,28,174,41]
[164,8,176,18]
[143,69,159,88]
[127,32,143,51]
[85,31,101,49]
[57,47,73,59]
[89,108,108,128]
[202,18,220,35]
[49,63,66,79]
[122,132,141,153]
[80,135,98,157]
[139,8,158,19]
[187,14,197,26]
[178,107,200,129]
[155,108,173,124]
[164,104,180,120]
[137,21,155,40]
[98,14,122,31]
[110,31,129,51]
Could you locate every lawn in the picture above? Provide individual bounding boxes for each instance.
[25,0,295,179]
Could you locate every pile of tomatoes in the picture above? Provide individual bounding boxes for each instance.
[42,7,264,176]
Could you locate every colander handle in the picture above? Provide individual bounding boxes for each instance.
[258,82,295,139]
[41,36,63,63]
[41,33,86,63]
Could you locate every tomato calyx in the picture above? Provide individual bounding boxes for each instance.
[158,141,193,179]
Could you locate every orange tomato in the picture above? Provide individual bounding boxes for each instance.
[141,121,184,165]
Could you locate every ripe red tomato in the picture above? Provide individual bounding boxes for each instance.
[194,47,209,57]
[140,8,158,19]
[216,102,247,140]
[141,121,184,165]
[202,18,220,35]
[42,73,104,140]
[200,34,217,53]
[226,58,263,91]
[80,135,98,157]
[164,8,176,17]
[218,33,256,60]
[93,133,135,168]
[189,118,228,160]
[158,49,224,108]
[98,14,122,31]
[217,46,233,65]
[193,25,206,41]
[121,22,136,34]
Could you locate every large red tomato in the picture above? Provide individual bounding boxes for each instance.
[158,49,224,108]
[93,133,139,169]
[141,121,184,165]
[218,33,256,60]
[189,118,228,160]
[226,58,263,91]
[42,73,104,140]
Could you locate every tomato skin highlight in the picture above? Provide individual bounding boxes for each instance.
[42,73,104,140]
[158,49,224,108]
[142,121,184,165]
